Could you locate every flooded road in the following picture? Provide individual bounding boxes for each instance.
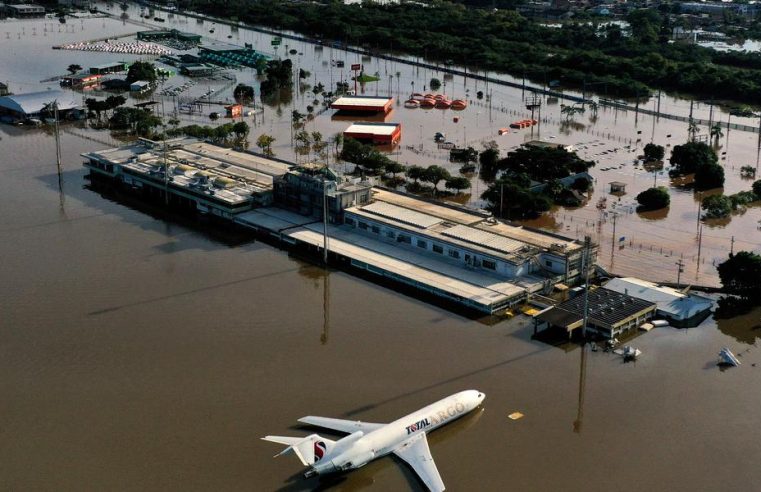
[3,115,761,491]
[3,8,761,490]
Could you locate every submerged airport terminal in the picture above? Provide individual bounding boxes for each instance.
[83,138,595,315]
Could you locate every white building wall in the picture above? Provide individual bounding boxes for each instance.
[344,212,527,279]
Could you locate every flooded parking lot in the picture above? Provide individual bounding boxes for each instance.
[2,6,761,490]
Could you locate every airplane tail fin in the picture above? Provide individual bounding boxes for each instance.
[262,434,335,466]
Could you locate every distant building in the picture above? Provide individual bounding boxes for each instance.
[523,140,575,152]
[60,73,102,88]
[57,0,92,8]
[130,80,150,92]
[198,42,268,68]
[331,95,394,114]
[343,122,401,145]
[603,277,713,328]
[225,104,243,118]
[3,3,45,17]
[0,90,80,120]
[179,63,216,77]
[137,29,202,44]
[534,287,657,339]
[90,62,128,75]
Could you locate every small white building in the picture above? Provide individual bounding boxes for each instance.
[603,277,713,328]
[130,80,150,92]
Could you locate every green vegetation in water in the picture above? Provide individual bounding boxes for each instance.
[354,73,380,83]
[716,251,761,318]
[669,142,724,190]
[636,186,670,211]
[177,0,761,103]
[480,145,594,219]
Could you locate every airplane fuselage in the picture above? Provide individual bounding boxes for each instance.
[312,390,484,474]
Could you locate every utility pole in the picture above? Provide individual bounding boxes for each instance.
[730,235,735,256]
[676,259,684,288]
[581,235,592,340]
[163,130,169,206]
[499,182,504,218]
[322,178,329,265]
[610,211,618,259]
[696,221,704,270]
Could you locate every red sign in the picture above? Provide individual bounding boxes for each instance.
[351,63,362,71]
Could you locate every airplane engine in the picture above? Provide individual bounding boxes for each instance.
[341,451,375,470]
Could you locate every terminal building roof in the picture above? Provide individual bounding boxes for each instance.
[348,199,543,264]
[369,188,582,254]
[83,138,293,207]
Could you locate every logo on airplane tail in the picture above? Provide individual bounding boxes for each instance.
[314,441,327,461]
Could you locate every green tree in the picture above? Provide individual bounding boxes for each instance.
[701,194,732,219]
[643,143,665,162]
[445,176,471,193]
[233,83,255,103]
[479,147,500,181]
[233,121,250,139]
[498,145,594,182]
[406,165,425,183]
[385,161,406,177]
[695,162,725,190]
[66,64,82,75]
[422,165,451,193]
[429,78,441,91]
[753,179,761,198]
[256,134,276,156]
[636,187,670,210]
[126,61,157,84]
[718,251,761,302]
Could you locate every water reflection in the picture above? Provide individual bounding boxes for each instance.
[716,307,761,345]
[636,207,669,221]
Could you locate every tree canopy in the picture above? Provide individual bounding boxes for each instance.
[636,187,670,211]
[643,143,665,162]
[496,145,594,182]
[669,141,724,190]
[718,251,761,301]
[126,61,156,84]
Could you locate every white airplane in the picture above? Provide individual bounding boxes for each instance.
[263,389,485,491]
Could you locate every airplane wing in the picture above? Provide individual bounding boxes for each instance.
[393,433,446,492]
[298,416,385,434]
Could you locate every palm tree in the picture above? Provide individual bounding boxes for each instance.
[688,118,699,142]
[256,134,276,156]
[710,123,724,145]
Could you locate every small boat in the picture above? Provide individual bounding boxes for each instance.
[404,99,420,108]
[420,98,435,108]
[411,92,424,100]
[498,128,509,135]
[209,28,215,33]
[435,99,451,109]
[424,93,435,99]
[433,94,446,101]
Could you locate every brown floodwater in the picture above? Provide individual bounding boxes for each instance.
[3,107,761,492]
[3,8,761,490]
